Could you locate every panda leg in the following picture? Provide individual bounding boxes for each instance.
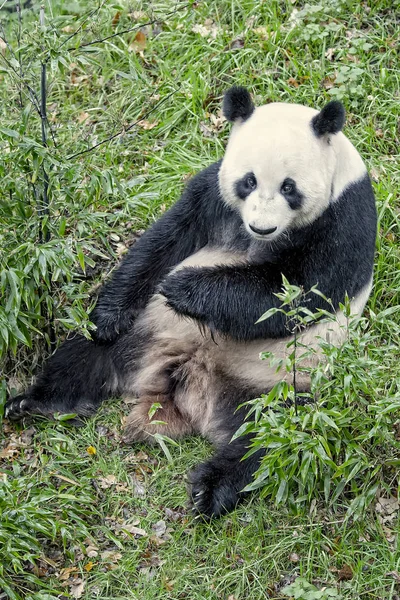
[4,334,123,422]
[187,384,265,519]
[122,394,194,443]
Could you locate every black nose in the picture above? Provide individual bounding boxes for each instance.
[249,225,277,236]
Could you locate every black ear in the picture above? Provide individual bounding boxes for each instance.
[311,101,345,137]
[223,86,255,122]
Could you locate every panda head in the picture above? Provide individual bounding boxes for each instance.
[219,86,353,242]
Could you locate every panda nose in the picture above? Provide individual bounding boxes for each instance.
[249,225,277,236]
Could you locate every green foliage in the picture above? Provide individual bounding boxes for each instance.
[0,459,93,599]
[238,280,400,517]
[282,577,342,600]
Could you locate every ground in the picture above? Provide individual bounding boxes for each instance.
[0,1,399,599]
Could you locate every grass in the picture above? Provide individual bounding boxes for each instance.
[0,0,399,598]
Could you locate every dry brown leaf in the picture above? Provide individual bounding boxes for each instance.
[199,122,213,138]
[129,30,146,53]
[370,167,380,182]
[287,77,299,87]
[59,566,79,581]
[321,75,336,90]
[338,564,353,581]
[86,545,98,558]
[98,474,117,489]
[376,496,399,519]
[229,38,245,49]
[77,111,90,124]
[138,120,159,130]
[386,571,400,582]
[52,473,80,486]
[84,561,95,572]
[70,579,86,599]
[130,10,147,21]
[192,21,219,39]
[253,26,270,40]
[325,47,336,61]
[101,550,122,563]
[121,523,147,537]
[152,520,167,537]
[112,11,122,28]
[164,579,175,591]
[289,552,300,562]
[0,446,19,459]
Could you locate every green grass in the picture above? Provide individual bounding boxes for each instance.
[0,0,399,598]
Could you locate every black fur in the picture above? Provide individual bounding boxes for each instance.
[312,100,346,137]
[223,86,255,122]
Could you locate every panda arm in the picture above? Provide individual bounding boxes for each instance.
[91,163,221,342]
[159,263,334,341]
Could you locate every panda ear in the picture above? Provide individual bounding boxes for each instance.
[311,101,345,138]
[223,86,255,123]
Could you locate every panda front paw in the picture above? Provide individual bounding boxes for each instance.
[91,306,134,343]
[188,460,241,519]
[159,269,204,320]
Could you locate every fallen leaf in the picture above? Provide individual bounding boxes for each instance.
[98,474,117,489]
[338,564,353,581]
[86,545,98,558]
[59,566,79,581]
[70,579,86,599]
[229,38,244,49]
[129,30,146,53]
[321,75,337,90]
[130,10,147,20]
[325,47,336,61]
[84,561,95,572]
[370,167,380,182]
[376,496,399,520]
[101,550,122,563]
[138,120,159,130]
[253,26,270,40]
[77,111,90,124]
[112,11,122,28]
[287,77,299,87]
[121,524,147,538]
[61,25,75,33]
[386,571,400,582]
[289,552,300,562]
[199,121,213,138]
[152,520,167,537]
[192,21,219,39]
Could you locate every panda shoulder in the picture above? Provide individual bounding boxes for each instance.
[182,160,223,203]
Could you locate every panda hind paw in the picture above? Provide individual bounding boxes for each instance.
[4,394,39,421]
[187,460,240,519]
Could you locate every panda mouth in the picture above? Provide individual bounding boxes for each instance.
[249,224,278,236]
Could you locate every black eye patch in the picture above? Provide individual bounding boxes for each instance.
[235,172,257,200]
[280,178,303,210]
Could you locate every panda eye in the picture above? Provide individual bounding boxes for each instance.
[281,180,294,194]
[246,174,257,190]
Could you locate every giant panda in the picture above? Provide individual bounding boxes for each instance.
[5,87,377,518]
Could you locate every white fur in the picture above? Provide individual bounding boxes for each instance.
[219,102,367,241]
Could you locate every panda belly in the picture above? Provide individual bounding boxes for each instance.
[128,246,372,436]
